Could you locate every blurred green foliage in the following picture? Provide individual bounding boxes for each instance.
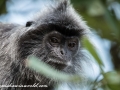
[27,56,82,83]
[71,0,120,42]
[0,0,7,14]
[71,0,120,90]
[0,0,120,90]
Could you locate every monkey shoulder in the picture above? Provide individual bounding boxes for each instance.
[0,22,19,33]
[0,22,22,51]
[0,22,23,40]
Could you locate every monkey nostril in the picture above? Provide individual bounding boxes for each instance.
[60,50,64,55]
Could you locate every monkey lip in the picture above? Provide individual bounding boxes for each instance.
[47,58,70,70]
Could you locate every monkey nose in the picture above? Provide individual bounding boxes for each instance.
[60,50,64,55]
[60,49,66,56]
[60,50,71,61]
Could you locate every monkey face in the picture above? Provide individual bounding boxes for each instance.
[42,31,79,70]
[18,27,80,71]
[18,19,85,71]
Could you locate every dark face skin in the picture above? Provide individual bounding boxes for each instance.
[43,31,79,69]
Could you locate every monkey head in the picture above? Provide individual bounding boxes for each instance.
[18,0,89,77]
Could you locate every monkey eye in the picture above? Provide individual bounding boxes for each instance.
[50,37,60,45]
[68,42,76,48]
[67,38,78,50]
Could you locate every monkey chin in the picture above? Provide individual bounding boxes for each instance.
[47,58,72,70]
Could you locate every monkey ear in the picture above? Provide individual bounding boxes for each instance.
[26,21,35,27]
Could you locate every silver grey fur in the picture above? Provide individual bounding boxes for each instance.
[0,0,89,90]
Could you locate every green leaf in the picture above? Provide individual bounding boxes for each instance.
[103,71,120,90]
[83,37,104,66]
[26,56,82,83]
[87,0,105,16]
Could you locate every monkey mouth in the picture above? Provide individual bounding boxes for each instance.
[47,58,71,70]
